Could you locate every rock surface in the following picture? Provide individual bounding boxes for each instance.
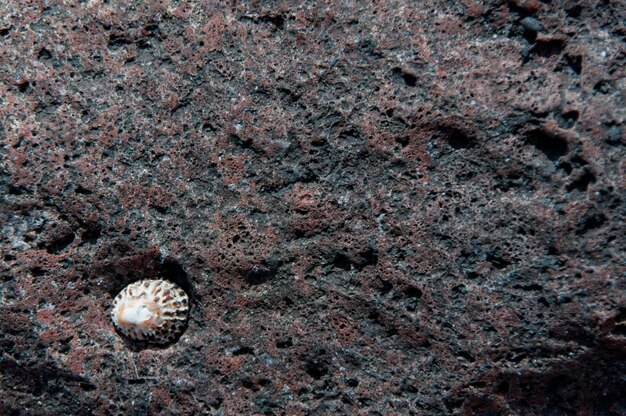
[1,1,624,415]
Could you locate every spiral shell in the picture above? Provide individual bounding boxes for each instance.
[111,279,189,343]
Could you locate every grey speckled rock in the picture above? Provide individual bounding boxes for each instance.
[1,1,624,415]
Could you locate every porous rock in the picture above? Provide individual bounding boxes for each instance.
[1,1,624,415]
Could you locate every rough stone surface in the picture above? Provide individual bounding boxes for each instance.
[1,1,624,415]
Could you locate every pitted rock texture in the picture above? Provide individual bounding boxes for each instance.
[1,1,624,415]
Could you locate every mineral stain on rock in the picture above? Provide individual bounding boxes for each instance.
[1,1,624,415]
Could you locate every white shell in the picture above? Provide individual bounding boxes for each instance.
[111,279,189,343]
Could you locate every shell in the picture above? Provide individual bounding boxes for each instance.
[111,279,189,343]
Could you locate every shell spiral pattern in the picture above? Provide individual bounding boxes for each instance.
[111,279,189,343]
